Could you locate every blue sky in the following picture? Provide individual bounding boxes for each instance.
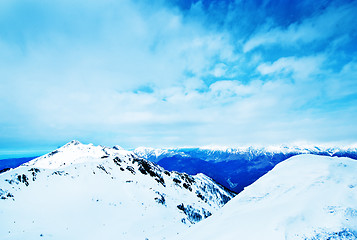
[0,0,357,154]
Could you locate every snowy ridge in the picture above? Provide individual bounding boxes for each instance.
[0,141,235,240]
[199,144,357,156]
[135,144,357,162]
[177,154,357,240]
[133,147,169,159]
[23,140,132,169]
[133,147,189,162]
[198,143,357,152]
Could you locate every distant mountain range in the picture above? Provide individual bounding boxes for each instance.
[134,145,357,192]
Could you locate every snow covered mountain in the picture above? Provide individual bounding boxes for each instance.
[0,140,235,240]
[134,145,357,193]
[176,154,357,240]
[134,144,357,163]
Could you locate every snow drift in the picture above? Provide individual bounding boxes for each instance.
[177,154,357,240]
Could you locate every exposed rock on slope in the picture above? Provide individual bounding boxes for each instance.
[0,141,235,240]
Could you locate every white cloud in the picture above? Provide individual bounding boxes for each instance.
[0,0,235,90]
[257,55,325,80]
[324,61,357,99]
[211,63,227,77]
[243,2,357,52]
[0,0,356,149]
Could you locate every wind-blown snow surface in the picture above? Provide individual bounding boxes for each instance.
[177,154,357,240]
[0,141,235,240]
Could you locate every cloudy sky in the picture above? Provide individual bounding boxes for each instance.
[1,0,357,154]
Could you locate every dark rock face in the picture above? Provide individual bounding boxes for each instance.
[113,157,122,166]
[47,150,59,157]
[97,165,110,174]
[154,192,166,205]
[133,158,166,187]
[29,168,40,181]
[0,168,10,174]
[0,188,14,200]
[177,203,212,224]
[126,166,136,175]
[16,174,29,186]
[173,178,181,184]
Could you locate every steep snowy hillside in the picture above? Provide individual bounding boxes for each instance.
[0,141,235,240]
[177,154,357,240]
[134,145,357,193]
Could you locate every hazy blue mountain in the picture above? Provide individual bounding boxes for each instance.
[134,145,357,192]
[0,157,38,173]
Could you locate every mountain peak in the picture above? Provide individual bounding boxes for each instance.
[0,143,235,240]
[63,140,82,147]
[23,142,129,169]
[113,145,124,150]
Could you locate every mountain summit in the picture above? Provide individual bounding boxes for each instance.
[0,141,235,240]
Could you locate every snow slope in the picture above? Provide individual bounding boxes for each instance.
[0,141,235,240]
[177,154,357,240]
